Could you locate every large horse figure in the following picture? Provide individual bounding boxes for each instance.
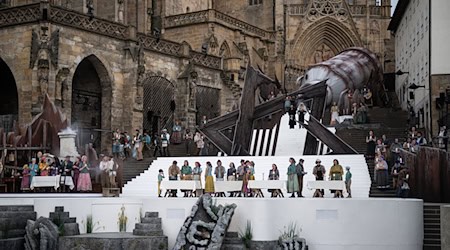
[297,47,384,111]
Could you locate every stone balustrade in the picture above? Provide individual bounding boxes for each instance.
[288,4,383,17]
[0,3,222,70]
[165,9,274,39]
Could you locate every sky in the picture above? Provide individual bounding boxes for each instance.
[391,0,398,16]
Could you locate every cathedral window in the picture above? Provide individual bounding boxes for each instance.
[249,0,262,6]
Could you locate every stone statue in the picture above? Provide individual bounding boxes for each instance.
[189,78,197,109]
[117,0,124,23]
[173,194,237,249]
[24,217,59,250]
[55,68,70,108]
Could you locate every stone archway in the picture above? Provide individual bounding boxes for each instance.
[143,76,175,135]
[0,57,18,132]
[289,17,361,69]
[71,55,112,153]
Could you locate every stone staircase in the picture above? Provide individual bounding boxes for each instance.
[0,205,36,239]
[49,206,80,236]
[0,205,36,250]
[221,232,245,250]
[335,106,409,198]
[423,204,441,250]
[133,212,164,237]
[366,158,396,198]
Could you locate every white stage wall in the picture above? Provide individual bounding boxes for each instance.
[0,197,423,250]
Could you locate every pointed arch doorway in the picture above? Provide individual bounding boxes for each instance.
[71,55,112,153]
[0,57,18,132]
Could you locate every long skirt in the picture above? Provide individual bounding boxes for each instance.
[21,176,30,190]
[171,131,182,144]
[287,174,299,193]
[77,173,92,191]
[376,169,389,187]
[205,176,215,193]
[331,111,339,123]
[367,141,376,157]
[227,176,236,181]
[193,175,203,196]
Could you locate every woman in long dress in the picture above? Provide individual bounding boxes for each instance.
[287,157,299,198]
[366,130,377,159]
[39,157,49,176]
[330,102,339,126]
[329,159,344,198]
[21,164,30,191]
[181,160,193,197]
[204,161,215,194]
[77,155,92,192]
[171,121,182,144]
[73,157,81,190]
[193,162,203,197]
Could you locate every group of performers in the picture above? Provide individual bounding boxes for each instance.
[158,158,352,198]
[20,153,92,192]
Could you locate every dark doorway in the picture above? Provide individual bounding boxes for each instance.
[0,58,18,132]
[196,86,220,125]
[72,56,111,152]
[143,76,174,135]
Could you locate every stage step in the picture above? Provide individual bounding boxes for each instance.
[0,205,36,239]
[133,211,165,238]
[423,204,441,250]
[221,231,245,250]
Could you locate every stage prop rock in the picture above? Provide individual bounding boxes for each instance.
[24,217,59,250]
[173,194,237,250]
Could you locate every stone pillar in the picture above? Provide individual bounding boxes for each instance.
[58,129,80,159]
[442,205,450,249]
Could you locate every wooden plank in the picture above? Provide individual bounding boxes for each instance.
[231,66,258,155]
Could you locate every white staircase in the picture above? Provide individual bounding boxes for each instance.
[274,114,335,156]
[121,155,370,198]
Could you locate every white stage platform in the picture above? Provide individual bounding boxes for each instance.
[121,155,370,198]
[0,196,423,250]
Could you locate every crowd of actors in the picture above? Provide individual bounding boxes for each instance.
[19,153,96,192]
[364,127,425,198]
[158,158,353,198]
[111,121,209,160]
[284,88,374,128]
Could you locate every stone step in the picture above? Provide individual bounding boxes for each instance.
[424,223,441,229]
[0,211,36,219]
[0,217,32,230]
[55,206,64,212]
[144,212,158,218]
[222,237,243,245]
[0,229,26,238]
[49,211,70,219]
[141,217,161,224]
[424,228,440,234]
[221,243,246,250]
[424,233,440,240]
[423,239,441,246]
[0,206,34,212]
[423,218,440,224]
[135,223,162,231]
[64,223,80,236]
[132,229,163,236]
[226,232,239,238]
